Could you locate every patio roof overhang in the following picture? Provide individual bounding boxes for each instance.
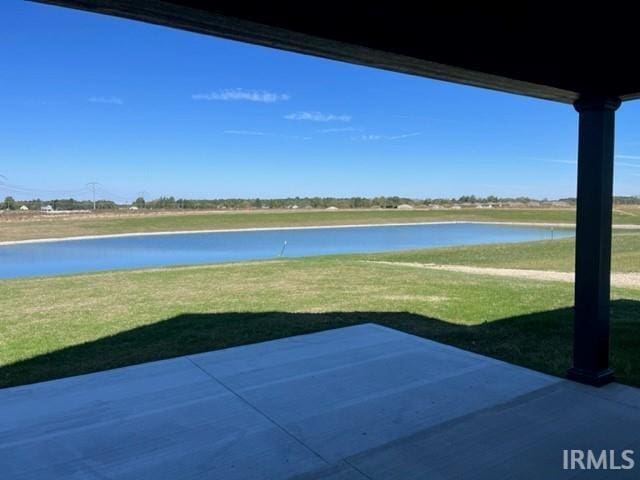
[33,0,636,386]
[31,2,640,103]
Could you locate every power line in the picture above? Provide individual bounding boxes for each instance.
[95,185,136,203]
[0,178,89,196]
[1,185,89,196]
[0,179,155,204]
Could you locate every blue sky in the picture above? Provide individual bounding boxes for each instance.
[2,1,640,201]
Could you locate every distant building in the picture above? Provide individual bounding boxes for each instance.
[129,206,139,211]
[397,204,414,210]
[325,206,338,210]
[19,205,29,211]
[40,205,53,212]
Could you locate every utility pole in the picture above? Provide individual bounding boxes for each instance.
[86,182,100,210]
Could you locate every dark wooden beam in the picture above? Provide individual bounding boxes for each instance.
[567,96,620,387]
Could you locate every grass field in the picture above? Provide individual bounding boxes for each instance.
[2,206,640,242]
[1,231,639,389]
[360,232,640,273]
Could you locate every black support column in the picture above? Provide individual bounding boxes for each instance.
[567,96,621,387]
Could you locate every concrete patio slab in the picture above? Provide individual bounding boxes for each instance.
[1,323,639,479]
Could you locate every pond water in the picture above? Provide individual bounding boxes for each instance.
[0,222,573,279]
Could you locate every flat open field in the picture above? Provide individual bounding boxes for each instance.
[1,230,639,389]
[2,206,640,243]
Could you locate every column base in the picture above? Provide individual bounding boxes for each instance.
[567,367,615,387]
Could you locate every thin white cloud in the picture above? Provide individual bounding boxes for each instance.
[527,156,575,165]
[616,154,640,160]
[192,89,290,103]
[355,132,421,141]
[224,130,310,140]
[88,96,123,105]
[285,111,351,122]
[318,127,363,133]
[387,132,421,140]
[617,162,640,169]
[545,159,577,165]
[538,157,640,168]
[224,130,268,136]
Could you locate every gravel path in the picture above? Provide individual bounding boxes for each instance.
[368,261,640,289]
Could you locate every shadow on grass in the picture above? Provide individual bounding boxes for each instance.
[2,299,639,389]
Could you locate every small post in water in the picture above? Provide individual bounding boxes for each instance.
[279,240,288,257]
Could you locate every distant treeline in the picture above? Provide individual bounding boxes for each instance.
[2,197,117,210]
[133,195,542,209]
[3,195,640,211]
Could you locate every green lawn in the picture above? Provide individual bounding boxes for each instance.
[2,206,638,242]
[1,234,639,389]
